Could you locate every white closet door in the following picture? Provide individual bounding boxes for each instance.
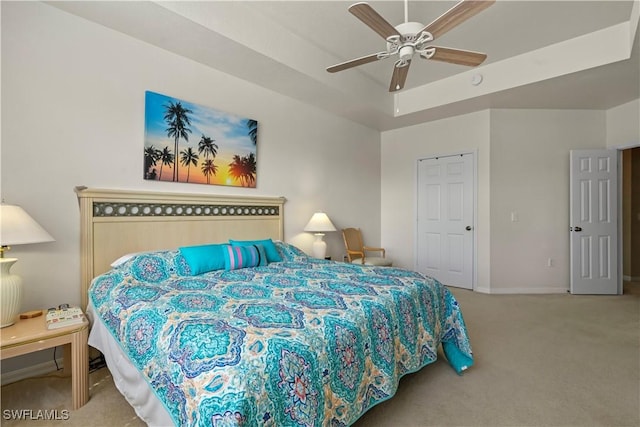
[417,153,474,289]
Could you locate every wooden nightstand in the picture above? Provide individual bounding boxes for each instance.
[0,312,89,410]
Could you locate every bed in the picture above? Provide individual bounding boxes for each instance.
[76,188,473,426]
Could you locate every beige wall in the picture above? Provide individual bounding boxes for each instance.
[607,100,639,280]
[1,1,381,308]
[620,148,640,280]
[606,99,640,148]
[489,109,607,292]
[381,110,492,287]
[381,108,609,293]
[1,2,381,373]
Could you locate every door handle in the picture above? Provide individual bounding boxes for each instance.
[465,226,472,231]
[573,226,582,232]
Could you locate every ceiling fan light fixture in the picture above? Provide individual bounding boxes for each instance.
[398,45,414,62]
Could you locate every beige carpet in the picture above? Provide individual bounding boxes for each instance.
[2,285,639,427]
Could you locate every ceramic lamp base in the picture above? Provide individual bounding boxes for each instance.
[311,233,327,259]
[1,258,23,328]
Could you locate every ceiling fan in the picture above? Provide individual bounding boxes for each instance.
[327,0,495,92]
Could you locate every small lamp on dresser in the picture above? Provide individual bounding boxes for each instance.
[304,212,336,259]
[0,204,55,327]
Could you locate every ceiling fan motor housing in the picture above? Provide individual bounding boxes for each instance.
[387,22,433,60]
[395,22,428,39]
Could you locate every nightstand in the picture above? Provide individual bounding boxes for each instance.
[0,312,89,409]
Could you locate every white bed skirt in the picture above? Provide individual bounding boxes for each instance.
[87,303,174,427]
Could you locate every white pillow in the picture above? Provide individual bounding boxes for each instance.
[110,253,141,268]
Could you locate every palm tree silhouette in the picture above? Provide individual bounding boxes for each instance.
[164,101,193,182]
[158,146,174,180]
[228,153,257,187]
[201,159,218,184]
[247,119,258,145]
[144,146,161,180]
[244,152,256,186]
[229,155,245,186]
[197,135,218,185]
[197,135,218,160]
[180,147,199,183]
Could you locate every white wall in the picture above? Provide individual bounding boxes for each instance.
[606,99,640,148]
[382,108,610,294]
[1,2,380,372]
[381,110,491,288]
[489,109,607,293]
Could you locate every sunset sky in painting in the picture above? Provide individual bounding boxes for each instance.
[144,91,257,187]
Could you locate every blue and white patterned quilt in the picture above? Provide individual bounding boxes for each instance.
[89,242,473,426]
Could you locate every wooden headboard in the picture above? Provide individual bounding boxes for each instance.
[75,187,285,309]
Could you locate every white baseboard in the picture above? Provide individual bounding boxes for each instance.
[1,358,63,386]
[474,286,568,294]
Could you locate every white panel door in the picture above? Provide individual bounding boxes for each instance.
[570,149,619,294]
[417,153,474,289]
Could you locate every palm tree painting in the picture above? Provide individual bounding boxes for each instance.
[144,90,258,187]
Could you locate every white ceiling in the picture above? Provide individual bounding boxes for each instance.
[50,1,639,131]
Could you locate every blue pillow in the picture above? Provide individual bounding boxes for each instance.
[223,244,268,270]
[229,238,282,262]
[178,244,226,275]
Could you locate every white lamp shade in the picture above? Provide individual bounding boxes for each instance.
[304,212,336,233]
[0,205,55,246]
[0,204,54,327]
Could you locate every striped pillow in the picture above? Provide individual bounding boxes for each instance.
[229,239,282,262]
[223,244,268,270]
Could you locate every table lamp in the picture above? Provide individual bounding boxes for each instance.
[303,212,336,259]
[0,204,55,327]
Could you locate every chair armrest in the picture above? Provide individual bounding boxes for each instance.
[363,246,386,258]
[346,249,365,263]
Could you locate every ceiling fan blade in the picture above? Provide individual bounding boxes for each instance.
[389,61,411,92]
[425,46,487,66]
[327,52,387,73]
[349,2,402,40]
[421,0,495,39]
